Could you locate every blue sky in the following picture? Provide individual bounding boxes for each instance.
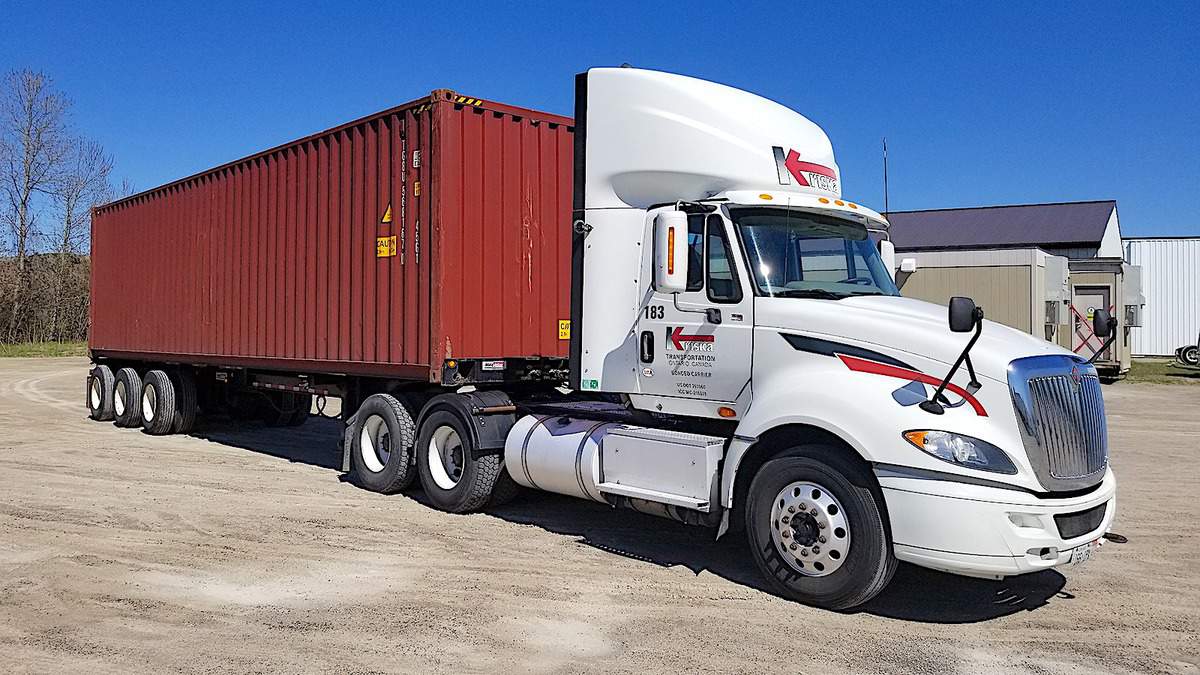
[3,1,1197,236]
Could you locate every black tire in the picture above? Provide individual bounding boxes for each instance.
[745,451,896,610]
[86,364,116,421]
[113,367,143,428]
[350,393,417,493]
[1183,346,1199,367]
[171,368,198,434]
[141,369,177,435]
[416,408,503,513]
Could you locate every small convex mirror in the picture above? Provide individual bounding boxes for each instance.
[653,211,689,293]
[948,296,978,333]
[1092,308,1115,338]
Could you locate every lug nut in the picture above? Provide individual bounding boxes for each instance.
[819,535,827,543]
[782,531,790,539]
[789,543,798,551]
[810,508,819,516]
[818,522,826,529]
[781,516,790,524]
[788,505,796,513]
[800,549,808,557]
[812,545,821,554]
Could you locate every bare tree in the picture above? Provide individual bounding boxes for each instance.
[1,70,71,341]
[46,139,112,339]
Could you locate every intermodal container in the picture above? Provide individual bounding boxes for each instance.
[90,90,575,380]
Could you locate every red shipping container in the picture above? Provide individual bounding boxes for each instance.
[90,91,575,381]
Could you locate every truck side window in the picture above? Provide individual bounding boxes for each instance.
[686,215,704,291]
[706,215,742,303]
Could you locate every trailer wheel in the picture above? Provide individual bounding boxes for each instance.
[350,393,417,493]
[171,368,198,434]
[1183,346,1199,367]
[113,367,143,428]
[86,364,116,421]
[417,409,503,513]
[745,451,896,610]
[141,369,177,435]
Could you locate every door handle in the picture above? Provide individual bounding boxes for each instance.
[640,330,654,363]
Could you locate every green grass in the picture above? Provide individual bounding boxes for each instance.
[1125,357,1200,385]
[0,341,88,358]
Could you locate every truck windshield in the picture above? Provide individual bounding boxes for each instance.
[730,207,900,299]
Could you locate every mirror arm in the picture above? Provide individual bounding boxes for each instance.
[1087,318,1120,365]
[671,292,721,324]
[920,313,983,415]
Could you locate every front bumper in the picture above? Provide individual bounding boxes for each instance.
[877,467,1116,579]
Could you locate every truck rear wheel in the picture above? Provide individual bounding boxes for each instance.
[113,367,143,428]
[745,452,896,610]
[1183,346,1199,366]
[86,364,116,421]
[350,393,417,493]
[417,409,503,513]
[140,369,177,435]
[171,368,198,434]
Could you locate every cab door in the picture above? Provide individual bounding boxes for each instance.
[635,212,753,402]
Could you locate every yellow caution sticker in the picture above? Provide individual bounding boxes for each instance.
[454,95,484,107]
[381,203,392,224]
[376,235,397,258]
[413,181,421,197]
[558,320,571,340]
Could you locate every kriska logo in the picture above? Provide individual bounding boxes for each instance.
[666,326,715,351]
[772,146,839,193]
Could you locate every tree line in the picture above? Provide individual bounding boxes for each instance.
[0,69,123,344]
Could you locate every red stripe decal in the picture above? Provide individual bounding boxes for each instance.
[836,354,988,417]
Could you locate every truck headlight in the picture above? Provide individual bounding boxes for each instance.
[902,430,1017,474]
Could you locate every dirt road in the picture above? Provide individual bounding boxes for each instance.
[0,357,1197,674]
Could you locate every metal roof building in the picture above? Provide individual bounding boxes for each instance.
[887,200,1123,259]
[1123,237,1200,356]
[885,200,1142,375]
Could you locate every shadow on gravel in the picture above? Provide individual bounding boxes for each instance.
[185,418,1068,623]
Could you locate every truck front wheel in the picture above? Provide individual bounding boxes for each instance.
[745,452,896,610]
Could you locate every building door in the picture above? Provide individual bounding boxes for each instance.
[1072,285,1112,361]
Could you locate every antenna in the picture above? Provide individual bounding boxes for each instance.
[882,137,889,217]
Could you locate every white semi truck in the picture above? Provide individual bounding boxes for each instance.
[88,67,1117,609]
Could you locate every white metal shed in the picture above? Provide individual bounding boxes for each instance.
[1124,237,1200,356]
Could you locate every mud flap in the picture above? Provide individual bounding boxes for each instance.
[340,411,358,473]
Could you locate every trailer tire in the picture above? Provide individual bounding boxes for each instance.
[417,409,503,513]
[350,393,417,494]
[140,369,177,435]
[171,368,198,434]
[86,364,116,421]
[1183,346,1199,367]
[112,367,143,428]
[745,451,896,610]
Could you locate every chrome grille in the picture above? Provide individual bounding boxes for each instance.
[1026,374,1107,479]
[1008,355,1109,491]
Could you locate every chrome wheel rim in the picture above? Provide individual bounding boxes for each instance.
[427,426,464,490]
[114,380,127,416]
[89,377,102,410]
[770,481,851,577]
[359,414,391,473]
[142,384,157,423]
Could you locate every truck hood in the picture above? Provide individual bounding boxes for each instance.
[756,295,1077,382]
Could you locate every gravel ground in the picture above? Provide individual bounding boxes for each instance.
[0,357,1197,674]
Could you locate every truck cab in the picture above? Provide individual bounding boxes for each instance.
[542,67,1117,608]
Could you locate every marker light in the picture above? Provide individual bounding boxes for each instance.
[718,406,737,418]
[667,226,676,275]
[759,193,774,200]
[903,430,1017,474]
[834,200,845,206]
[818,197,830,204]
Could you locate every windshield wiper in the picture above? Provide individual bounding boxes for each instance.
[847,290,886,297]
[772,288,848,300]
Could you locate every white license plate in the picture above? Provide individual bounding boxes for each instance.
[1070,539,1100,565]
